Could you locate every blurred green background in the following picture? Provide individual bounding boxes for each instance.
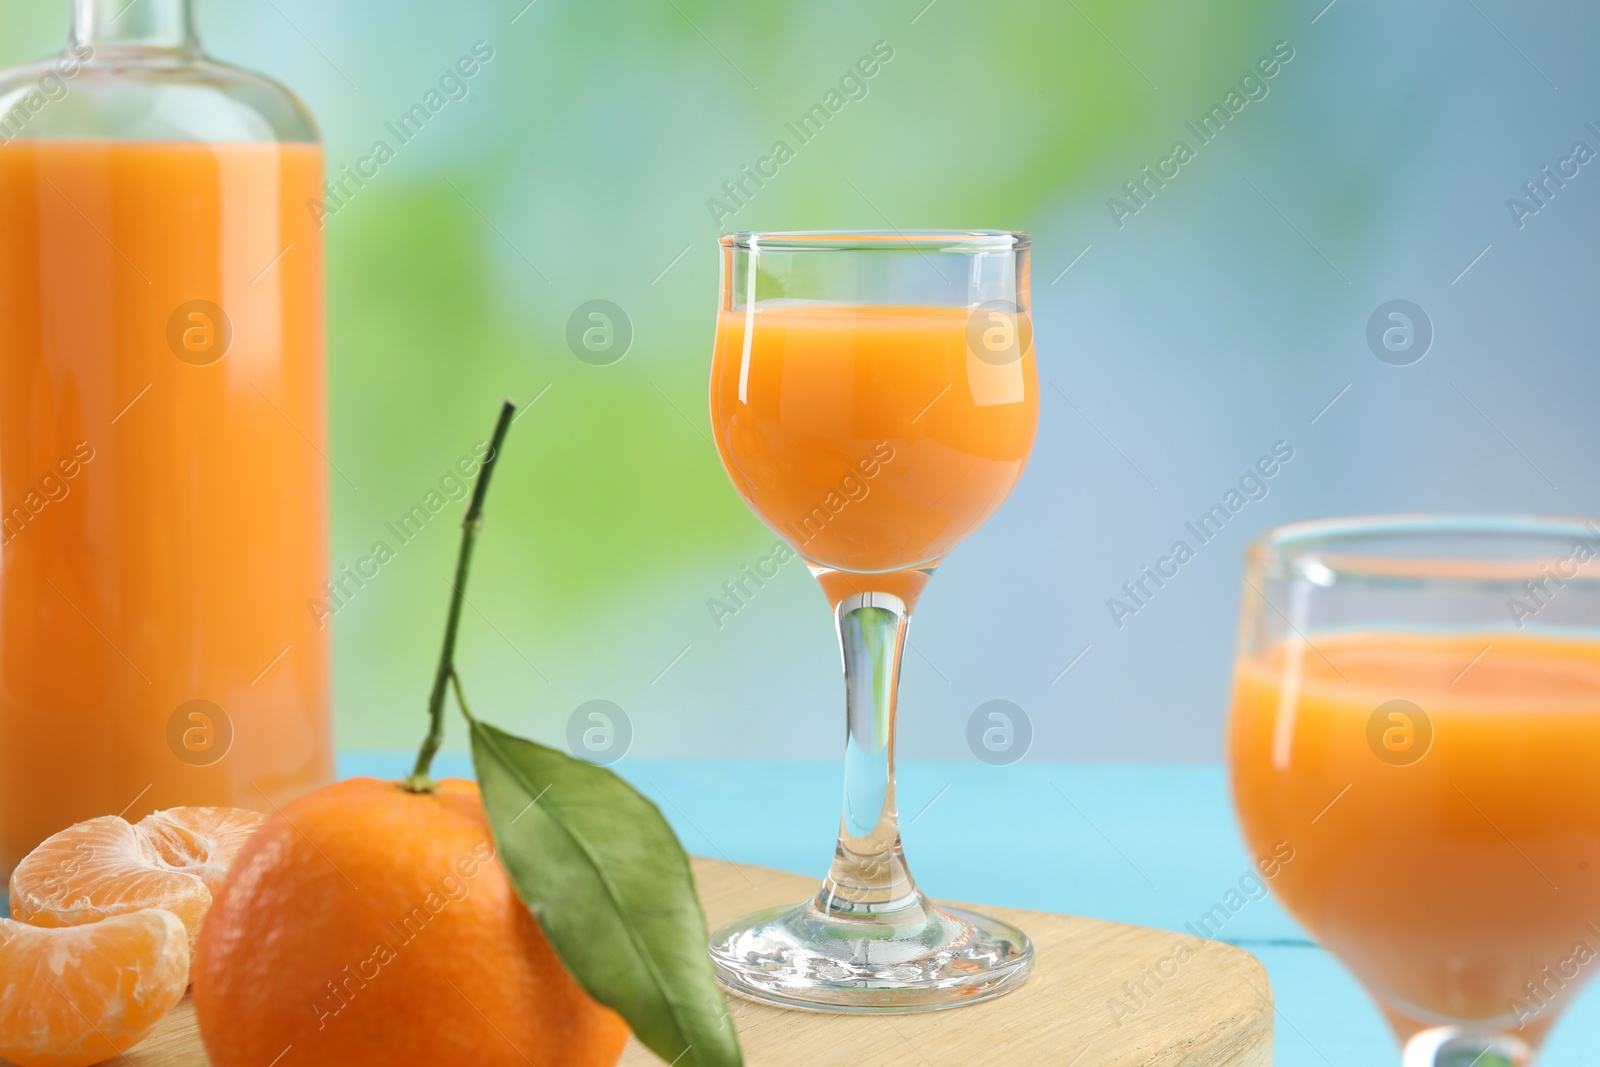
[3,0,1594,763]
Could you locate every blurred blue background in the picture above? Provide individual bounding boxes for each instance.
[7,1,1600,1061]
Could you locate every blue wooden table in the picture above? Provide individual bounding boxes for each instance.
[340,755,1600,1065]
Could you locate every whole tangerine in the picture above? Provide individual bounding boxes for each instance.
[191,777,628,1067]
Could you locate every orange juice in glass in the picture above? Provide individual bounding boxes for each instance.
[1228,516,1600,1066]
[707,231,1038,1012]
[0,0,332,874]
[712,303,1037,581]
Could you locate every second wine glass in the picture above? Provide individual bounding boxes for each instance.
[1230,516,1600,1065]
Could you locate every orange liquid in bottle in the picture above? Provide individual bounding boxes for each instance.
[1229,631,1600,1030]
[710,304,1038,581]
[0,140,332,873]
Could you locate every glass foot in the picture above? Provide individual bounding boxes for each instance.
[709,898,1034,1013]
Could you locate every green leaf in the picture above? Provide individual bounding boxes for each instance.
[470,719,744,1067]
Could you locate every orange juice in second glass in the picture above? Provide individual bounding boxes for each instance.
[710,303,1038,586]
[1233,632,1600,1029]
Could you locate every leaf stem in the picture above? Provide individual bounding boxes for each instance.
[404,399,516,793]
[450,670,477,724]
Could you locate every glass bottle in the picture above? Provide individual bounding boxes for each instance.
[0,0,333,874]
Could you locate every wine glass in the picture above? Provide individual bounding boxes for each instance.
[1229,516,1600,1065]
[706,231,1038,1012]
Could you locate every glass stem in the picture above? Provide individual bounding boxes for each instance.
[813,589,927,922]
[1401,1027,1533,1067]
[73,0,197,51]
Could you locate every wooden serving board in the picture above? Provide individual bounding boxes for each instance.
[117,858,1273,1066]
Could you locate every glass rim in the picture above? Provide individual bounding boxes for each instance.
[1251,514,1600,584]
[720,230,1029,253]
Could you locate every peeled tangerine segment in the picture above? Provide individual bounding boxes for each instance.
[9,815,210,944]
[0,907,189,1067]
[136,806,266,897]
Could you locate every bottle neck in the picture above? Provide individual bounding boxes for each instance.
[72,0,197,51]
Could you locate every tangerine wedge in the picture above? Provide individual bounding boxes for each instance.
[0,907,189,1067]
[136,807,266,897]
[9,815,210,944]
